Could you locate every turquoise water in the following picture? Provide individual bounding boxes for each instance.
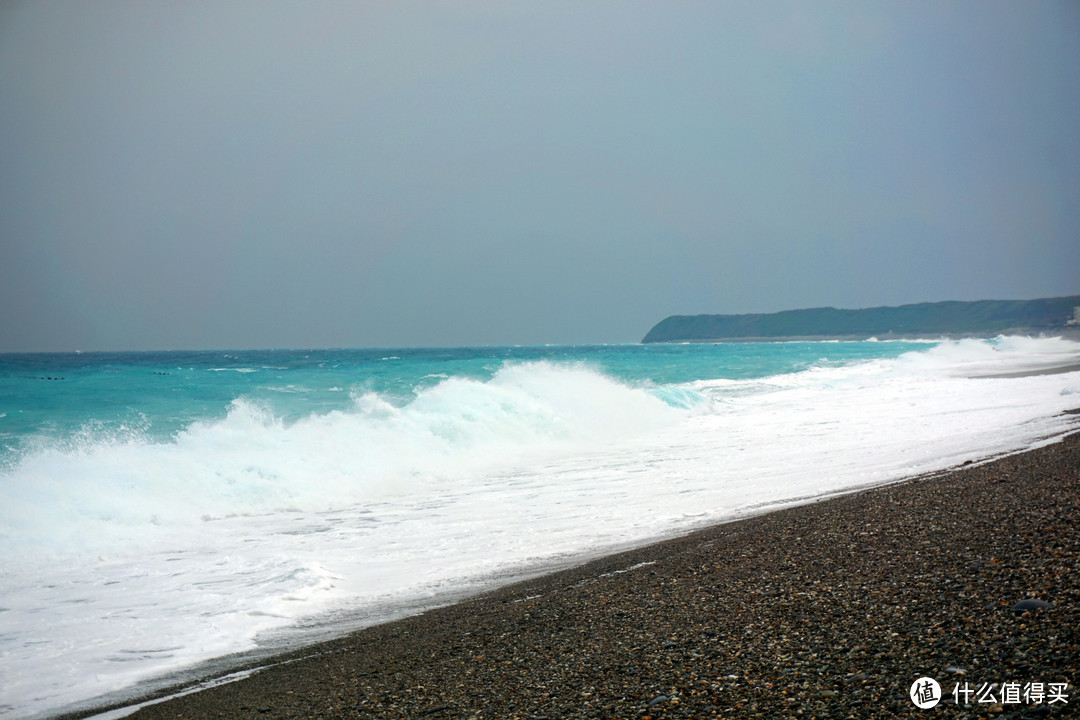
[0,341,929,460]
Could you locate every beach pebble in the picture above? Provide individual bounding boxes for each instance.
[1011,598,1052,611]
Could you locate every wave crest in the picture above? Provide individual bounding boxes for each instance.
[0,362,687,554]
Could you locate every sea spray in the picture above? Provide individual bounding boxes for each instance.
[1,363,687,556]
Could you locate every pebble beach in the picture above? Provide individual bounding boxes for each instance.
[78,420,1078,720]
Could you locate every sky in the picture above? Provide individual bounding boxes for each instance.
[1,1,1078,351]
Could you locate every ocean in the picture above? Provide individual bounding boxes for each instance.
[2,337,1079,719]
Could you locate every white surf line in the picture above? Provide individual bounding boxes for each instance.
[83,649,325,720]
[84,667,267,720]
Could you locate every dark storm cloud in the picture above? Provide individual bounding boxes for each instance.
[1,1,1078,351]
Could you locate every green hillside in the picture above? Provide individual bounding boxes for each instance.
[642,296,1080,343]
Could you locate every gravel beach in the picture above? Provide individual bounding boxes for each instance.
[85,423,1079,720]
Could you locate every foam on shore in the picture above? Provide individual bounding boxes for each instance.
[73,428,1080,720]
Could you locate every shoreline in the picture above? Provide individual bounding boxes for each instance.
[976,363,1080,379]
[65,422,1080,720]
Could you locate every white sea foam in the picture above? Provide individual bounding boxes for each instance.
[0,339,1078,719]
[1,363,682,555]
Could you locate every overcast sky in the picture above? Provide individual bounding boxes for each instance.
[1,1,1078,351]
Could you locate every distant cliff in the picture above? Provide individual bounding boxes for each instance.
[642,296,1080,343]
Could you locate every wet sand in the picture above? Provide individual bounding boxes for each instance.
[76,422,1079,720]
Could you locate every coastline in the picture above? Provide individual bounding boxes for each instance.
[643,327,1080,344]
[68,421,1080,720]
